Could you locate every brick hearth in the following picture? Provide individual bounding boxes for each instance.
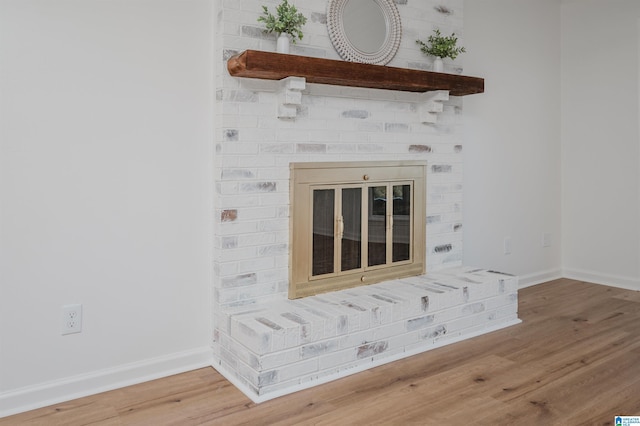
[213,267,519,401]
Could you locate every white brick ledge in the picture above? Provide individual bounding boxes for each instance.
[418,90,450,124]
[212,267,520,402]
[277,77,306,119]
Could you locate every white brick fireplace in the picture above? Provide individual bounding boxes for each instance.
[212,0,520,402]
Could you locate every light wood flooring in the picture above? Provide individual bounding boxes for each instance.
[2,278,640,425]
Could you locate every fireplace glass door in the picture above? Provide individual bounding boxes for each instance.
[341,187,363,272]
[312,183,412,279]
[291,161,426,298]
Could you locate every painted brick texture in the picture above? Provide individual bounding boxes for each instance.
[214,267,520,398]
[210,0,517,403]
[215,0,467,308]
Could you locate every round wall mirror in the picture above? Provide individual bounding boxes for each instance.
[327,0,402,65]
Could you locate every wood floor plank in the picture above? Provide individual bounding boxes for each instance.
[2,279,639,426]
[314,355,516,425]
[484,344,640,425]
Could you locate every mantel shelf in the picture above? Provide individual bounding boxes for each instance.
[227,50,484,97]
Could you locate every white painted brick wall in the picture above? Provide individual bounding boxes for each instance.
[210,0,511,403]
[215,0,468,307]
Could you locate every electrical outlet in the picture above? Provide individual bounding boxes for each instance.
[504,237,512,255]
[61,304,82,335]
[542,232,552,247]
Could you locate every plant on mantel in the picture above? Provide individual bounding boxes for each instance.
[416,29,466,72]
[258,0,307,45]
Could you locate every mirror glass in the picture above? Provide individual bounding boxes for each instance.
[343,0,387,54]
[327,0,402,65]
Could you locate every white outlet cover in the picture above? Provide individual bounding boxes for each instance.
[503,237,512,255]
[61,304,83,335]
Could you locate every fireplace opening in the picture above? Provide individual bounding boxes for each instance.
[289,161,426,298]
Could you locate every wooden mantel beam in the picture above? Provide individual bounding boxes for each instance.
[227,50,484,97]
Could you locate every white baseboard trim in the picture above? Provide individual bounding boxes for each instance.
[0,346,213,419]
[512,267,640,291]
[212,318,522,404]
[518,268,563,288]
[562,268,640,291]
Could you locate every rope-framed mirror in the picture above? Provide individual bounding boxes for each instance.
[327,0,402,66]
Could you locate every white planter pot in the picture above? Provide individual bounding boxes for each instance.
[433,57,444,72]
[277,33,291,54]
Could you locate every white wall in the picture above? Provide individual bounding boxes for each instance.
[0,0,213,416]
[561,0,640,290]
[463,0,563,285]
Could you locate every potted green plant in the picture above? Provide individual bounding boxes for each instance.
[416,29,466,72]
[258,0,307,54]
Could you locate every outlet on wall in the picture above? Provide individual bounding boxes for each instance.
[61,304,83,335]
[542,232,552,247]
[503,237,512,255]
